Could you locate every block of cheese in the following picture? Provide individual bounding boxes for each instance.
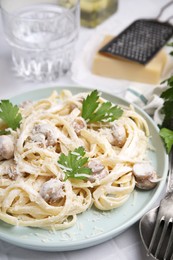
[92,35,167,84]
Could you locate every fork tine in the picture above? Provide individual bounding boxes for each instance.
[155,219,169,258]
[148,215,165,254]
[171,252,173,260]
[164,219,173,260]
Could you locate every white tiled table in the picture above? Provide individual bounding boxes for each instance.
[0,0,171,259]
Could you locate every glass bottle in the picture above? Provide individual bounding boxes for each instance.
[80,0,118,28]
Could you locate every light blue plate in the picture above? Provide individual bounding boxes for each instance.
[0,86,168,251]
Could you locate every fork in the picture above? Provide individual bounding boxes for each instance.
[147,150,173,260]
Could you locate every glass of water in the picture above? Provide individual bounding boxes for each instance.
[1,0,80,81]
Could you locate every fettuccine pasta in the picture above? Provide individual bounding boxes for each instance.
[0,90,155,230]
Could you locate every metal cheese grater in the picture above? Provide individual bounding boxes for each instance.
[99,1,173,65]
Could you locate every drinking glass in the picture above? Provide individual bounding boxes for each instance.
[1,0,80,81]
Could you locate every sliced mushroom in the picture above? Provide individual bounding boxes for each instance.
[39,178,65,203]
[88,159,104,173]
[88,159,108,182]
[111,122,126,148]
[0,135,14,161]
[133,162,159,190]
[31,133,45,144]
[7,161,20,180]
[72,117,86,135]
[32,123,59,147]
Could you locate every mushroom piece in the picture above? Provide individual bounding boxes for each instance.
[0,135,14,161]
[88,159,108,182]
[72,117,86,135]
[7,161,20,180]
[39,179,65,203]
[31,133,45,145]
[132,162,159,190]
[32,123,59,147]
[111,122,126,148]
[88,159,104,173]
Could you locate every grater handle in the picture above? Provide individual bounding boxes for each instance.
[155,0,173,21]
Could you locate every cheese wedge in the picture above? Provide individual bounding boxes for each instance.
[92,36,167,84]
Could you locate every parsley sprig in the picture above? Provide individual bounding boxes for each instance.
[160,76,173,130]
[159,76,173,153]
[160,128,173,153]
[58,147,92,180]
[0,100,22,134]
[82,90,123,123]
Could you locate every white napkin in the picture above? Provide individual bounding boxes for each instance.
[125,84,167,125]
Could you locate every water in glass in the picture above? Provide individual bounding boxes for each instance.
[3,3,79,81]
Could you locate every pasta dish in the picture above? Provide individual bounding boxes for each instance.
[0,89,159,230]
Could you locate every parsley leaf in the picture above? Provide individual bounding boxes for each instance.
[0,130,10,135]
[160,78,173,130]
[58,146,92,180]
[161,75,173,87]
[0,100,22,132]
[82,90,123,123]
[161,88,173,101]
[167,42,173,47]
[159,75,173,152]
[82,90,99,121]
[160,128,173,153]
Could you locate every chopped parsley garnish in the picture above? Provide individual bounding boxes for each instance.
[81,90,123,123]
[58,147,92,180]
[0,100,22,134]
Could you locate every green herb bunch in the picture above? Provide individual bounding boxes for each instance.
[159,41,173,153]
[159,55,173,153]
